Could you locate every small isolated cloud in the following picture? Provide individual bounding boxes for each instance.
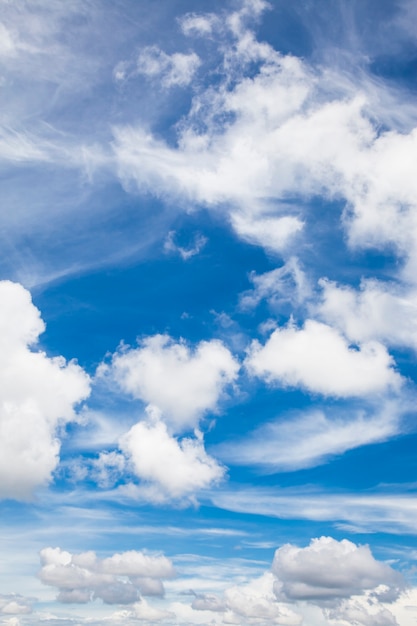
[239,257,310,311]
[119,407,225,503]
[0,281,90,500]
[137,46,201,88]
[164,231,207,260]
[272,536,405,603]
[179,13,219,37]
[105,334,239,433]
[217,403,401,472]
[0,594,33,615]
[246,319,401,397]
[38,547,175,604]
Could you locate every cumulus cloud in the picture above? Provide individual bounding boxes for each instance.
[272,537,404,603]
[0,281,90,499]
[317,278,417,352]
[119,407,225,503]
[0,595,33,616]
[137,46,200,88]
[217,403,401,472]
[245,320,401,397]
[38,547,175,605]
[190,573,301,625]
[105,334,239,433]
[324,596,399,626]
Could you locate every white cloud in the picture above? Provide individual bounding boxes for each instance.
[111,2,417,267]
[239,258,310,310]
[230,213,303,254]
[324,596,399,626]
[212,488,417,535]
[137,46,200,88]
[38,547,175,605]
[218,404,400,472]
[272,537,404,603]
[0,595,32,616]
[163,231,207,260]
[245,320,401,397]
[106,334,239,433]
[180,13,219,37]
[317,278,417,352]
[110,598,174,622]
[119,408,225,503]
[0,281,90,500]
[222,572,302,625]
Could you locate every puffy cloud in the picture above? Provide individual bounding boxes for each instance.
[38,547,175,605]
[222,573,302,625]
[230,213,303,254]
[245,320,401,397]
[180,13,219,37]
[317,278,417,352]
[120,407,225,503]
[110,598,174,622]
[189,573,301,626]
[106,334,239,432]
[217,404,400,472]
[0,281,90,499]
[324,596,399,626]
[137,46,200,88]
[0,595,32,615]
[272,537,404,603]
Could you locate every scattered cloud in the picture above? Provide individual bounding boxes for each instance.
[317,278,417,352]
[217,403,401,472]
[0,281,90,500]
[272,536,404,603]
[119,407,225,503]
[164,231,207,260]
[0,595,33,616]
[212,487,417,535]
[38,547,175,605]
[245,320,401,397]
[103,334,239,433]
[137,46,201,88]
[239,258,310,311]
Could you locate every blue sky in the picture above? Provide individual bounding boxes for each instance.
[1,0,417,624]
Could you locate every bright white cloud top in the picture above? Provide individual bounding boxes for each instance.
[1,0,417,624]
[0,281,90,499]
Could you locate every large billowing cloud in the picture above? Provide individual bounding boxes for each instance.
[38,547,175,605]
[106,334,239,433]
[0,281,90,499]
[245,320,401,397]
[187,536,404,626]
[272,537,404,603]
